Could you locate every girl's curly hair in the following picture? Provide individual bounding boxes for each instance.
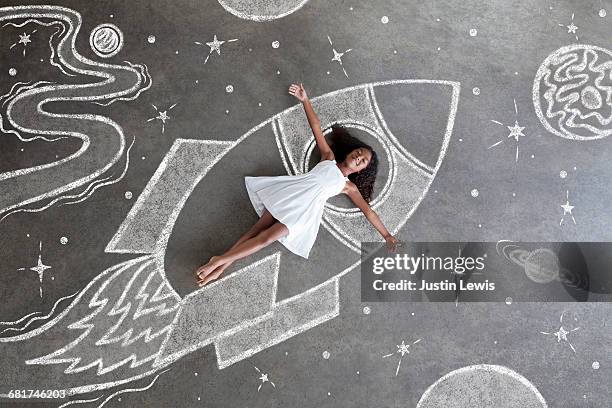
[328,124,379,202]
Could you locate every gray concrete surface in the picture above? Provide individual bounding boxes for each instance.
[0,0,610,406]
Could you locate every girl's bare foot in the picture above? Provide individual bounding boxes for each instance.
[197,261,232,287]
[195,256,223,279]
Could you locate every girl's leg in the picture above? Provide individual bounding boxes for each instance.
[197,221,289,286]
[195,210,275,279]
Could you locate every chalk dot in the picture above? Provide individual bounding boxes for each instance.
[8,68,17,76]
[194,372,198,376]
[437,47,441,51]
[356,370,360,374]
[248,48,252,52]
[327,392,331,396]
[478,224,482,228]
[109,14,114,18]
[20,148,24,152]
[494,340,498,344]
[225,109,230,114]
[471,188,479,198]
[60,236,68,245]
[40,58,44,62]
[472,87,480,95]
[147,35,156,44]
[51,276,55,280]
[141,156,146,160]
[483,253,487,258]
[225,84,234,93]
[326,71,330,75]
[197,397,201,401]
[459,138,463,142]
[411,312,415,316]
[436,18,441,22]
[362,306,371,315]
[322,350,330,359]
[175,50,179,54]
[469,28,478,37]
[599,9,607,17]
[258,102,262,107]
[434,190,438,193]
[560,170,567,179]
[512,192,516,197]
[393,49,397,54]
[124,191,133,200]
[349,6,353,11]
[381,15,389,24]
[573,166,577,171]
[271,40,280,49]
[592,361,600,370]
[276,70,281,75]
[195,79,199,84]
[531,154,535,158]
[285,351,288,356]
[26,233,30,237]
[505,297,513,305]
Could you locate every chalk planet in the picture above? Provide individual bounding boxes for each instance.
[89,23,123,58]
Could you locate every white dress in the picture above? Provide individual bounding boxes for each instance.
[244,159,349,259]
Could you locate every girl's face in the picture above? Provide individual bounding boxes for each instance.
[344,147,372,172]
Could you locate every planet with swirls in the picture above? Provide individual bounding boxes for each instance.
[533,44,612,140]
[89,23,123,58]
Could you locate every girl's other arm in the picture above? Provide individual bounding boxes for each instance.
[343,182,399,251]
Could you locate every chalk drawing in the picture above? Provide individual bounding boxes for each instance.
[0,6,151,220]
[147,103,177,134]
[16,241,52,299]
[382,338,422,376]
[0,291,77,335]
[217,0,310,21]
[558,13,579,41]
[533,44,612,140]
[560,190,576,225]
[253,364,276,391]
[540,310,580,353]
[488,98,527,162]
[327,35,352,78]
[194,34,238,64]
[8,29,36,56]
[0,80,458,397]
[416,364,548,407]
[89,23,123,58]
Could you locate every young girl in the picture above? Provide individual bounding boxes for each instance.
[196,83,399,287]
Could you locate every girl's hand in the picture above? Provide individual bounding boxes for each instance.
[385,235,400,252]
[289,83,308,102]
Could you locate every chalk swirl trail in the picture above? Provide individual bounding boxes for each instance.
[0,5,151,217]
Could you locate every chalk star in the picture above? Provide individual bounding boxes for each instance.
[327,35,352,78]
[559,190,576,225]
[195,34,238,64]
[382,338,422,376]
[147,103,177,134]
[558,13,579,40]
[507,121,525,141]
[9,29,37,56]
[253,365,276,392]
[566,22,578,34]
[17,241,52,298]
[540,311,580,353]
[489,99,528,163]
[18,32,31,46]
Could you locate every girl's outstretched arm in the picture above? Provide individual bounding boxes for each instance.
[288,83,334,161]
[342,181,400,251]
